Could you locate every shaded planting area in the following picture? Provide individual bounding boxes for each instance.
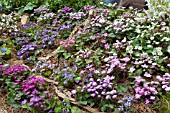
[0,2,170,113]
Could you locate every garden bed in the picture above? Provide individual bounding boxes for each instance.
[0,1,170,113]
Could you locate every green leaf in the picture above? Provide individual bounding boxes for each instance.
[85,59,93,64]
[24,2,36,11]
[43,70,52,77]
[74,77,81,81]
[55,107,61,113]
[101,106,106,112]
[11,104,21,108]
[78,101,87,105]
[18,7,24,15]
[63,53,71,59]
[90,102,95,107]
[71,107,82,113]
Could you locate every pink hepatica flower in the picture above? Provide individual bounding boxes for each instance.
[165,87,170,92]
[104,75,115,83]
[141,64,148,68]
[101,39,106,44]
[112,95,117,99]
[144,72,152,77]
[156,76,163,81]
[106,95,111,100]
[135,94,141,99]
[150,96,155,100]
[71,90,77,95]
[145,98,151,104]
[121,57,130,62]
[167,64,170,67]
[104,43,110,49]
[134,76,145,84]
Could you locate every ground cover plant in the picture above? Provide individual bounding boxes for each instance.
[0,0,170,113]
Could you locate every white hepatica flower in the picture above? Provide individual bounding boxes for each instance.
[147,45,152,48]
[161,37,170,42]
[167,45,170,53]
[138,46,142,50]
[126,45,133,54]
[150,36,154,40]
[152,50,157,55]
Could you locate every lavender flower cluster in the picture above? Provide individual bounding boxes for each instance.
[18,23,37,30]
[78,75,117,100]
[61,69,77,84]
[59,6,73,16]
[69,12,86,20]
[59,24,72,31]
[15,37,31,47]
[133,75,170,104]
[36,29,58,48]
[52,19,60,26]
[103,56,130,74]
[34,7,49,14]
[156,73,170,92]
[17,44,37,60]
[83,6,95,12]
[32,60,58,78]
[11,23,59,60]
[76,49,93,59]
[118,95,136,113]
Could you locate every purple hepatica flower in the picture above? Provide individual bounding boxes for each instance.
[1,48,6,53]
[47,109,53,113]
[52,19,60,25]
[61,109,67,113]
[0,4,2,12]
[30,96,41,103]
[62,102,67,106]
[21,99,27,105]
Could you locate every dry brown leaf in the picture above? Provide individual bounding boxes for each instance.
[21,14,29,25]
[36,75,59,86]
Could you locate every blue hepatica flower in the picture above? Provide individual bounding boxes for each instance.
[1,48,6,53]
[0,4,2,12]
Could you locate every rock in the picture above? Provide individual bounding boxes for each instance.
[21,14,29,25]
